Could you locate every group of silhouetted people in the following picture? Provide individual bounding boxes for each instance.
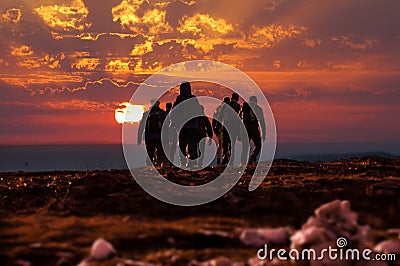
[137,81,266,168]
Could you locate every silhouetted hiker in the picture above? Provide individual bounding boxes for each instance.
[137,99,167,167]
[198,105,213,167]
[220,93,241,165]
[212,97,230,165]
[165,102,177,166]
[173,81,195,107]
[166,102,172,113]
[241,96,266,165]
[171,81,202,167]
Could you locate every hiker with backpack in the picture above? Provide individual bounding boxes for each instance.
[137,99,167,167]
[165,102,177,166]
[171,81,203,167]
[212,97,230,165]
[240,96,266,165]
[220,93,242,165]
[198,105,213,167]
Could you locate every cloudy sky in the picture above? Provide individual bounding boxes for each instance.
[1,0,399,145]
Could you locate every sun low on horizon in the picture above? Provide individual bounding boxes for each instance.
[115,102,145,124]
[0,0,399,145]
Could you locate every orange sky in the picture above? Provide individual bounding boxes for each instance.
[0,0,399,145]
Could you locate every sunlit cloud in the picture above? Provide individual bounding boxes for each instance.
[9,43,65,69]
[239,24,306,49]
[105,59,131,72]
[29,77,147,96]
[142,9,172,35]
[112,0,143,27]
[133,59,163,74]
[112,0,172,35]
[109,32,139,39]
[76,32,107,41]
[69,51,91,57]
[302,38,322,48]
[156,38,218,53]
[71,58,100,71]
[178,13,234,37]
[331,35,378,50]
[174,13,240,53]
[17,53,65,70]
[50,31,138,41]
[0,73,84,89]
[1,8,21,24]
[17,59,42,69]
[46,53,66,69]
[327,61,363,71]
[34,0,91,31]
[10,44,34,57]
[131,37,154,56]
[297,60,314,69]
[50,31,66,40]
[179,0,197,6]
[46,99,115,112]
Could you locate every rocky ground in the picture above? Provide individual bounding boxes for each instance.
[0,158,400,265]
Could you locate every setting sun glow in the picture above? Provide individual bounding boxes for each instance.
[115,103,144,124]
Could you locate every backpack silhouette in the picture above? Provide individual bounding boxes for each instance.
[146,109,162,132]
[242,102,258,125]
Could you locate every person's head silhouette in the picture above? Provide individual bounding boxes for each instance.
[249,96,257,103]
[223,97,230,103]
[180,81,192,97]
[231,93,239,102]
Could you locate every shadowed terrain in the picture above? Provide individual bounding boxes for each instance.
[0,157,399,265]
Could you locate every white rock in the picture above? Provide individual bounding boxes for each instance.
[292,200,372,252]
[315,200,341,219]
[374,240,400,255]
[90,238,116,260]
[340,200,351,212]
[240,227,292,247]
[290,226,331,249]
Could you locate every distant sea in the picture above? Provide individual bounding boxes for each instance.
[0,143,399,172]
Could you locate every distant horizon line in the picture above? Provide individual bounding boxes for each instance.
[1,142,400,147]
